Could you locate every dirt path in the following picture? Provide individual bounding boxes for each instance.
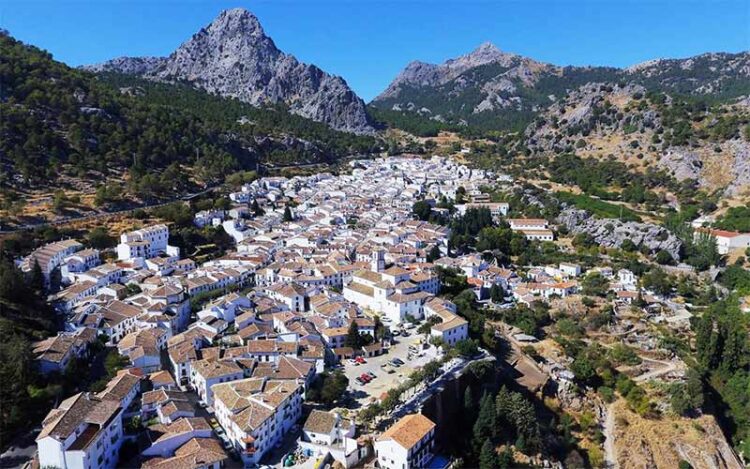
[633,357,680,383]
[603,403,619,469]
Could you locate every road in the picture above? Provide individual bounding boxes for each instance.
[603,404,619,469]
[0,427,39,469]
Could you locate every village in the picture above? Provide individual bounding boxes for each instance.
[17,155,750,469]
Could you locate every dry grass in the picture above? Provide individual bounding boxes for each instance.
[611,400,743,469]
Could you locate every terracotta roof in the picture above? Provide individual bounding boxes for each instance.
[377,413,435,449]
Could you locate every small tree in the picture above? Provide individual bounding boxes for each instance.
[489,284,505,303]
[345,321,361,348]
[283,205,294,222]
[426,244,441,262]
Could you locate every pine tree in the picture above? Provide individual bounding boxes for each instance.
[473,391,496,454]
[251,199,264,216]
[426,244,441,262]
[345,321,361,348]
[479,439,498,469]
[29,259,45,293]
[283,205,293,222]
[464,385,475,413]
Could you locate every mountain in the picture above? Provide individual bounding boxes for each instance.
[370,43,750,135]
[86,8,373,134]
[0,31,377,205]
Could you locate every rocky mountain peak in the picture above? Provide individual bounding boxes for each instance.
[451,41,513,66]
[202,8,268,43]
[84,8,372,134]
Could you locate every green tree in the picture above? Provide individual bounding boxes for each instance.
[473,392,496,454]
[345,321,361,348]
[283,205,293,222]
[489,283,505,303]
[412,200,432,221]
[479,439,498,469]
[426,244,441,262]
[582,272,608,297]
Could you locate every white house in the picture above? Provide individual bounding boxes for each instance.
[508,218,554,241]
[375,414,436,469]
[117,225,179,261]
[189,359,244,406]
[697,228,750,255]
[423,298,469,346]
[36,393,123,469]
[299,410,363,468]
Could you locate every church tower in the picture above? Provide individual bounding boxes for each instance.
[371,249,385,272]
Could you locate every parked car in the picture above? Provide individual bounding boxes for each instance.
[392,330,401,337]
[393,358,405,365]
[348,358,359,366]
[355,356,366,364]
[355,377,364,385]
[367,371,376,379]
[390,359,401,367]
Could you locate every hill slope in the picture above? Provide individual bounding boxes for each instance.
[0,31,377,204]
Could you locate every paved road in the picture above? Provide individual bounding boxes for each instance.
[0,428,39,469]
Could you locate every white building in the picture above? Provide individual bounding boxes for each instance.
[374,414,436,469]
[424,298,469,346]
[343,252,433,324]
[190,359,244,406]
[508,218,554,241]
[299,410,363,468]
[697,228,750,255]
[212,378,303,467]
[117,225,179,261]
[36,393,123,469]
[20,239,83,286]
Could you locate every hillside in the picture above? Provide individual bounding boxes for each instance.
[610,400,743,469]
[0,31,378,225]
[524,82,750,196]
[370,43,750,135]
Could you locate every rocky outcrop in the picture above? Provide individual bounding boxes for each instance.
[84,56,165,75]
[85,8,373,134]
[557,208,682,260]
[657,148,705,183]
[524,82,650,153]
[726,139,750,195]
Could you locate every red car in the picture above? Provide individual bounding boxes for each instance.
[359,373,372,383]
[355,356,366,364]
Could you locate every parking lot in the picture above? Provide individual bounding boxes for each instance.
[341,330,440,406]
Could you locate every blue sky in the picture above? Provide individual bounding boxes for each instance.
[2,0,748,101]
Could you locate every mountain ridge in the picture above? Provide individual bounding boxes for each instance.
[370,43,750,133]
